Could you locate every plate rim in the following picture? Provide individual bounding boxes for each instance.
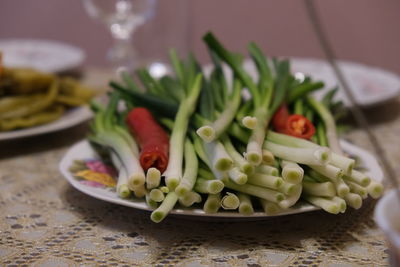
[0,38,86,73]
[59,138,384,219]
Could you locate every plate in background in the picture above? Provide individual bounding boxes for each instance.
[0,39,85,73]
[205,58,400,107]
[290,58,400,107]
[59,139,383,220]
[0,106,92,141]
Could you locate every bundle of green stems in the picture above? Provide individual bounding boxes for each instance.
[94,32,384,223]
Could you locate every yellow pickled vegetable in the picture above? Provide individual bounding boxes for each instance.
[0,79,59,120]
[58,77,95,103]
[0,94,42,113]
[55,95,89,106]
[1,67,55,94]
[0,105,64,131]
[0,60,96,132]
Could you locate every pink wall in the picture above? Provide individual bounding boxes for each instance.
[0,0,399,74]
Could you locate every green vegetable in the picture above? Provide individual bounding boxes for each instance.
[221,192,240,210]
[163,74,202,189]
[307,96,343,154]
[264,141,331,166]
[343,192,362,209]
[260,199,282,215]
[238,193,254,215]
[151,192,179,223]
[149,188,165,202]
[175,139,199,197]
[303,196,340,214]
[203,193,222,213]
[179,191,202,207]
[194,178,224,194]
[247,173,283,190]
[222,176,285,203]
[303,180,336,197]
[280,160,304,184]
[89,92,144,198]
[145,167,161,189]
[256,165,279,176]
[81,32,385,222]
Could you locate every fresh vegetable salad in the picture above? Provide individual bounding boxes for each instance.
[69,32,383,223]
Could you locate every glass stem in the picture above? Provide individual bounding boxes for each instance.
[108,35,137,71]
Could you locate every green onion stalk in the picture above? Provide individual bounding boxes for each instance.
[277,181,296,195]
[151,192,178,223]
[367,181,383,199]
[307,96,343,154]
[175,139,199,197]
[203,32,290,166]
[145,193,158,209]
[203,193,222,213]
[110,153,131,198]
[192,61,240,177]
[238,193,254,215]
[163,74,202,190]
[221,192,240,210]
[267,131,354,175]
[222,135,254,175]
[149,188,165,202]
[194,178,224,194]
[332,196,347,213]
[247,173,283,190]
[263,141,331,166]
[222,176,285,203]
[256,165,279,176]
[192,133,228,181]
[278,184,302,209]
[89,92,145,198]
[302,180,336,197]
[146,167,161,189]
[179,191,202,207]
[196,80,242,142]
[303,195,341,214]
[280,160,304,184]
[343,192,362,209]
[260,199,283,215]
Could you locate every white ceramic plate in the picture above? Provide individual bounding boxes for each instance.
[0,106,92,141]
[0,39,85,73]
[59,139,383,219]
[290,58,400,107]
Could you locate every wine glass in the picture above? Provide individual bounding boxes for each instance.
[82,0,157,72]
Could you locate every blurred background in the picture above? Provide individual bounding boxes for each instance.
[0,0,399,74]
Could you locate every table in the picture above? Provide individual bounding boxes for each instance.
[1,69,398,267]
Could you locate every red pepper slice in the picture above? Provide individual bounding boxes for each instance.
[285,114,315,139]
[126,107,169,173]
[272,104,290,132]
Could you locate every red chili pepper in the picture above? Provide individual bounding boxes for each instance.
[126,107,169,173]
[285,114,315,139]
[272,104,290,132]
[272,104,315,140]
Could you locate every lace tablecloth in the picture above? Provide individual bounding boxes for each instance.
[1,70,398,267]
